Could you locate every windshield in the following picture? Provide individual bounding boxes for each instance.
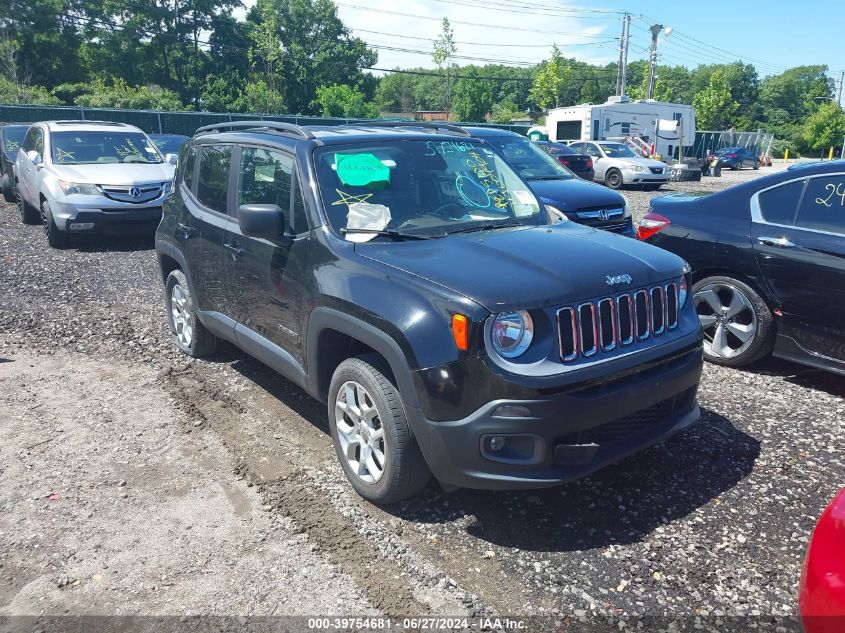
[484,136,573,180]
[598,143,638,158]
[314,139,546,239]
[151,135,188,154]
[51,131,163,165]
[2,126,28,155]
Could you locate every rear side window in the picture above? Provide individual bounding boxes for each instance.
[182,146,197,192]
[757,179,804,225]
[796,175,845,235]
[196,145,232,214]
[238,147,306,234]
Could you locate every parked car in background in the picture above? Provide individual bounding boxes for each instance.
[711,146,760,170]
[637,161,845,375]
[156,120,703,503]
[533,140,595,181]
[149,133,189,164]
[800,486,845,633]
[15,120,176,247]
[464,127,634,236]
[568,141,670,190]
[1,122,30,202]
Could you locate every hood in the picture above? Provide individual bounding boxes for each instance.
[49,162,175,185]
[355,223,686,312]
[526,177,625,213]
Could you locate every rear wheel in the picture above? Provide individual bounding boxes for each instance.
[604,168,623,189]
[165,269,218,357]
[41,199,69,248]
[753,160,760,170]
[1,173,14,203]
[692,276,775,367]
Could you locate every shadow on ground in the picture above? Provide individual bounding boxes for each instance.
[746,356,845,398]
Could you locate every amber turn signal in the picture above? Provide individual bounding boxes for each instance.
[451,314,469,351]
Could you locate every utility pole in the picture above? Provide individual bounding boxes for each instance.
[646,23,663,100]
[615,13,630,96]
[838,70,844,106]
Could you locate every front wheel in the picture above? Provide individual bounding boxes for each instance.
[41,200,69,248]
[692,276,775,367]
[604,168,623,189]
[329,354,431,504]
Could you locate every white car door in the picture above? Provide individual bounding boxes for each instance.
[18,126,44,205]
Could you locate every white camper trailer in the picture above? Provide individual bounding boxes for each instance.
[544,96,696,160]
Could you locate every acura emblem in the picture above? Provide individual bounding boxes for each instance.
[129,187,141,198]
[606,274,633,286]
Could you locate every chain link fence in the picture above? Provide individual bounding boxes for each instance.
[0,104,532,137]
[691,130,775,161]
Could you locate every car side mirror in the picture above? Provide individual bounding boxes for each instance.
[238,204,287,242]
[165,153,178,166]
[27,150,42,166]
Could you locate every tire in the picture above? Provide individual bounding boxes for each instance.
[753,161,760,170]
[1,173,14,203]
[16,182,40,225]
[604,168,623,189]
[328,354,431,504]
[165,269,218,357]
[41,199,69,248]
[692,275,775,367]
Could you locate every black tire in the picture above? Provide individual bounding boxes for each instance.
[164,269,218,357]
[753,160,760,170]
[1,173,14,203]
[328,354,431,504]
[692,275,775,368]
[41,199,69,248]
[604,168,623,189]
[16,183,40,225]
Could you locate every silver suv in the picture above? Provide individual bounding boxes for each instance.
[15,120,176,247]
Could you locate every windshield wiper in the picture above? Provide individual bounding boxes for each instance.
[525,175,566,181]
[341,228,444,241]
[446,221,522,235]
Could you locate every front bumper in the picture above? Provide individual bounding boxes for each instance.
[407,342,703,489]
[49,199,163,234]
[620,167,670,184]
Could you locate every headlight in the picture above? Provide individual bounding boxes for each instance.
[491,310,534,358]
[545,204,569,222]
[626,163,647,172]
[58,180,100,196]
[623,198,632,218]
[679,276,689,308]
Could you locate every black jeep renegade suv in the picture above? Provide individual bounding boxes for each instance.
[155,121,704,504]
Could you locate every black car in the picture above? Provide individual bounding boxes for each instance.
[464,127,634,236]
[534,140,595,181]
[156,120,703,503]
[149,133,189,157]
[1,123,30,202]
[712,147,760,171]
[639,160,845,375]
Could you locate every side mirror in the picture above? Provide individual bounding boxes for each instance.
[27,150,42,166]
[238,204,286,241]
[165,153,178,166]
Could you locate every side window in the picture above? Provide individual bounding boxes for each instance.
[34,129,44,156]
[569,143,583,154]
[757,180,804,225]
[196,145,232,214]
[238,147,306,234]
[182,146,197,193]
[22,128,37,153]
[796,176,845,235]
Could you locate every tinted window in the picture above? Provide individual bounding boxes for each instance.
[2,126,27,154]
[196,145,232,214]
[182,146,197,193]
[22,127,41,154]
[238,147,306,234]
[796,176,845,235]
[757,180,804,225]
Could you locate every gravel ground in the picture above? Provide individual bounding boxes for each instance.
[1,163,843,631]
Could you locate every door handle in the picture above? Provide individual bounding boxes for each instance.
[223,242,244,259]
[757,236,795,248]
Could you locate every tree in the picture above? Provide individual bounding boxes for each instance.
[490,99,521,124]
[432,18,457,114]
[67,78,185,110]
[530,45,571,109]
[314,83,378,118]
[626,63,672,101]
[375,70,416,113]
[232,79,287,114]
[693,69,739,130]
[451,66,492,122]
[803,101,845,154]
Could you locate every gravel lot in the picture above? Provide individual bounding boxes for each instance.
[1,163,843,631]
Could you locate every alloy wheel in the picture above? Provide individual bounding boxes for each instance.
[694,282,757,359]
[170,283,194,348]
[334,380,386,484]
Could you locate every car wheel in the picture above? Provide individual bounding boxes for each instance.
[165,269,218,357]
[1,173,15,203]
[604,168,623,189]
[329,354,431,504]
[16,183,40,225]
[753,160,760,170]
[41,199,69,248]
[692,276,775,367]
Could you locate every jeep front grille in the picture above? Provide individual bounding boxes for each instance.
[557,282,679,362]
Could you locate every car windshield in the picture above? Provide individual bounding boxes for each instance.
[3,126,28,155]
[150,135,188,154]
[483,136,574,181]
[51,131,163,165]
[314,139,547,240]
[598,143,638,158]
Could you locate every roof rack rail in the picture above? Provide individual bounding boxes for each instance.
[54,120,128,126]
[194,120,315,139]
[353,121,471,137]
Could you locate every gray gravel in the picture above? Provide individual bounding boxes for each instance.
[1,162,843,628]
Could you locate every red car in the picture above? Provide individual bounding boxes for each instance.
[800,487,845,632]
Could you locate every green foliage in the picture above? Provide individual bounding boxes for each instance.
[432,18,457,113]
[451,66,492,122]
[693,69,739,130]
[770,137,800,159]
[490,99,521,124]
[0,76,61,105]
[67,79,186,110]
[803,101,845,152]
[530,46,571,109]
[314,83,378,118]
[626,63,672,102]
[232,80,287,114]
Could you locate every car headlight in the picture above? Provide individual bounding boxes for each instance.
[491,310,534,358]
[626,163,647,172]
[679,275,689,308]
[623,198,632,218]
[58,180,100,196]
[545,204,569,222]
